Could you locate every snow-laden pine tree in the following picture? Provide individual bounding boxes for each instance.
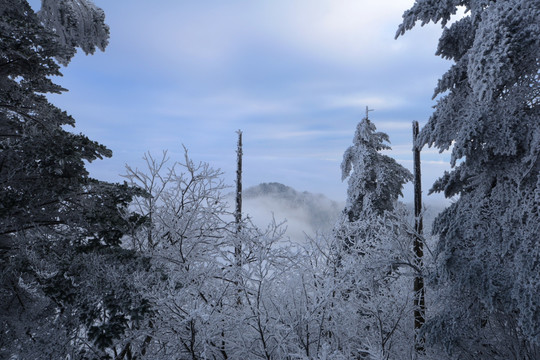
[397,1,540,358]
[333,111,414,358]
[0,2,150,358]
[341,110,412,223]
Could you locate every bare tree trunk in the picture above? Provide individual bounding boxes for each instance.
[412,121,426,353]
[235,130,243,308]
[235,130,243,255]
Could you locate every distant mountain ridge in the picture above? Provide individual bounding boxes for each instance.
[243,182,300,199]
[237,182,343,243]
[243,182,343,231]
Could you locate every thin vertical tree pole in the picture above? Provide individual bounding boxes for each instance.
[413,121,426,352]
[234,130,243,310]
[235,130,243,264]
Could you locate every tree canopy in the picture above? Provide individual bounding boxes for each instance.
[397,0,540,357]
[1,2,150,358]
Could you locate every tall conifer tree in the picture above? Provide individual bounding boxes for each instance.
[0,2,150,358]
[334,109,414,357]
[397,1,540,357]
[340,108,412,223]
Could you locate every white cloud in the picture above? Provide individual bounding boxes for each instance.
[105,0,438,72]
[151,91,296,121]
[252,0,419,65]
[260,129,350,140]
[324,93,407,110]
[376,121,415,131]
[112,2,245,68]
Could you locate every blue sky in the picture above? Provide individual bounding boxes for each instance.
[32,0,456,204]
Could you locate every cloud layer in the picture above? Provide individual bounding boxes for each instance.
[37,0,454,204]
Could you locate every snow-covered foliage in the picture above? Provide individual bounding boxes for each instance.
[122,150,231,357]
[331,114,417,358]
[397,0,540,358]
[120,148,422,359]
[123,150,304,359]
[0,2,152,358]
[341,113,412,221]
[0,1,112,237]
[38,0,109,64]
[332,209,418,359]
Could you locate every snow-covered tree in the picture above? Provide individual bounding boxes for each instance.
[337,110,412,252]
[397,0,540,358]
[121,150,230,358]
[0,2,152,358]
[332,111,415,358]
[0,0,112,238]
[340,110,413,223]
[122,150,299,359]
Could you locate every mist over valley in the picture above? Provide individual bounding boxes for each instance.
[231,182,446,244]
